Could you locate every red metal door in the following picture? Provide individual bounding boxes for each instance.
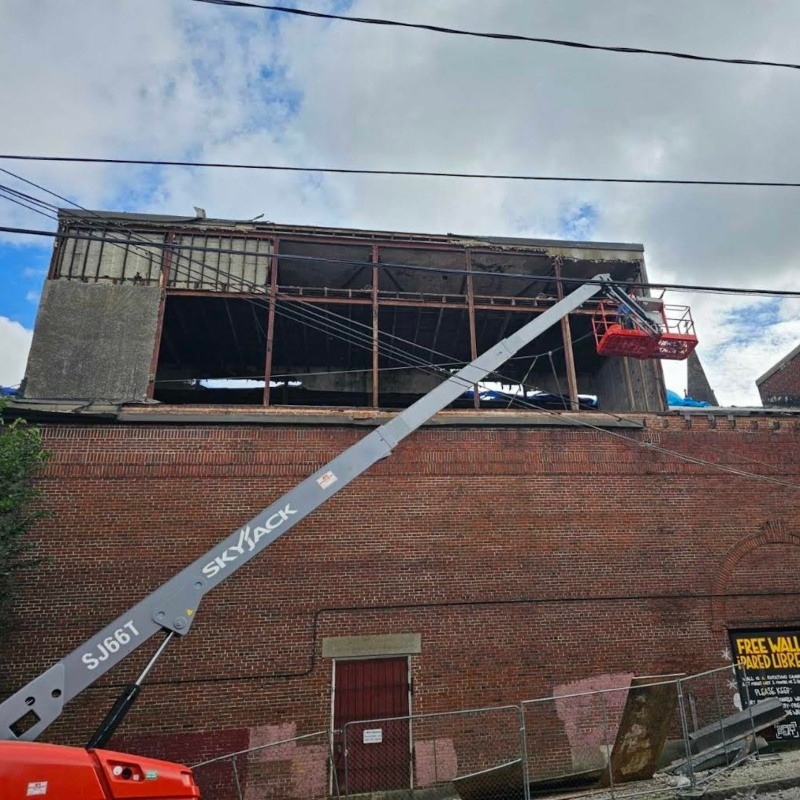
[334,657,410,793]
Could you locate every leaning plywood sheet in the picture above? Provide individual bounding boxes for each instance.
[599,674,682,786]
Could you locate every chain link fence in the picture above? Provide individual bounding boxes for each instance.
[192,664,790,799]
[674,664,769,793]
[192,730,338,800]
[341,705,525,800]
[523,684,627,796]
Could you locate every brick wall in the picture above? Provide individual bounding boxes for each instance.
[758,349,800,406]
[3,414,800,796]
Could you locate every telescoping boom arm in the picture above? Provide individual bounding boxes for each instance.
[0,274,623,744]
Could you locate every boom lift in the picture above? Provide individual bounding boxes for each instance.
[0,275,697,799]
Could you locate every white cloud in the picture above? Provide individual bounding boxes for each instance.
[2,0,800,405]
[0,317,33,387]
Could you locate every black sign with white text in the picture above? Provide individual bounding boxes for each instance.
[730,629,800,740]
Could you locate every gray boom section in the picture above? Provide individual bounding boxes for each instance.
[0,276,607,742]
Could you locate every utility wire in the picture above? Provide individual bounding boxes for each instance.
[189,0,800,73]
[2,186,798,446]
[0,179,487,404]
[2,174,798,486]
[4,153,800,189]
[2,223,800,301]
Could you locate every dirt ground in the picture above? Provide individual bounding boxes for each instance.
[694,748,800,798]
[545,747,800,800]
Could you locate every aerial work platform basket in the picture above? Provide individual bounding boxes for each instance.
[592,298,698,361]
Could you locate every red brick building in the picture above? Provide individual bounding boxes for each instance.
[758,343,800,408]
[3,213,800,797]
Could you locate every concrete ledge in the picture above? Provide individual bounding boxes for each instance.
[323,633,421,659]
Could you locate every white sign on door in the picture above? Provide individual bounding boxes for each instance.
[362,728,383,744]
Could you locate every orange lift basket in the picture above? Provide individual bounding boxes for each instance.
[593,298,698,361]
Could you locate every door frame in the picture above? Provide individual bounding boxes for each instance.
[330,655,414,793]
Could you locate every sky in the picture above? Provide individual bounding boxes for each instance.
[2,0,800,404]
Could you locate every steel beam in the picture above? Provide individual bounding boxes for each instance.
[466,250,480,409]
[371,245,379,408]
[146,232,173,399]
[554,258,580,411]
[262,237,279,405]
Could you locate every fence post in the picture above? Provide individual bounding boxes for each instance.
[231,754,243,800]
[517,705,531,800]
[343,723,351,799]
[599,690,616,799]
[676,678,696,789]
[432,710,438,784]
[329,728,341,798]
[740,664,761,760]
[711,668,729,755]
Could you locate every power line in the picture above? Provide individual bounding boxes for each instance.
[0,181,492,405]
[2,223,799,301]
[3,153,800,189]
[189,0,800,73]
[1,179,796,488]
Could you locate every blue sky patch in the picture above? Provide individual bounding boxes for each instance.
[0,241,50,328]
[558,202,598,240]
[724,297,782,330]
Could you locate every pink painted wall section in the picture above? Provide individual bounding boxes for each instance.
[553,673,635,771]
[414,738,458,785]
[113,728,250,800]
[244,722,329,800]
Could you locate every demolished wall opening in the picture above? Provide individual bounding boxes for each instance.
[154,295,269,404]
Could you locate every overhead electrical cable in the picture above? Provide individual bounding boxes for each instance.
[2,224,799,301]
[4,154,800,189]
[1,177,798,487]
[188,0,800,73]
[0,183,476,400]
[1,186,797,451]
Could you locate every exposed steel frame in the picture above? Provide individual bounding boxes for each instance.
[57,224,612,271]
[114,228,620,408]
[163,287,599,315]
[371,245,379,408]
[263,238,279,406]
[554,258,580,411]
[465,250,480,410]
[146,232,175,400]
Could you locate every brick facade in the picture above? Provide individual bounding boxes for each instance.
[757,343,800,407]
[3,413,800,795]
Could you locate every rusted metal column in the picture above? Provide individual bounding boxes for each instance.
[146,231,174,400]
[47,219,65,280]
[262,237,279,406]
[465,250,480,409]
[554,258,580,411]
[371,244,380,408]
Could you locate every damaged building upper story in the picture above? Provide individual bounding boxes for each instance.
[20,210,671,413]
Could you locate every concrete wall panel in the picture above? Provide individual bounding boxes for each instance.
[22,281,162,401]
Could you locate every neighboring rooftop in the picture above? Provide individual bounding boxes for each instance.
[756,341,800,408]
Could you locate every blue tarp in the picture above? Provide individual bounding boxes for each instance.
[0,386,18,397]
[666,389,710,408]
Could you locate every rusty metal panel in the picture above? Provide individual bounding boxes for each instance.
[601,675,680,785]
